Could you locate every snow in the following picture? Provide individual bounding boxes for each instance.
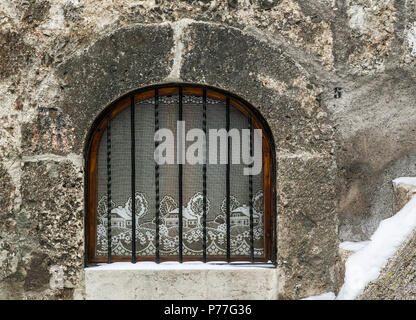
[393,177,416,186]
[302,292,336,300]
[337,194,416,300]
[86,261,275,271]
[339,241,369,252]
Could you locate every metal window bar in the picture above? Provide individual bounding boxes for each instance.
[106,115,112,263]
[249,115,254,263]
[273,157,277,265]
[155,89,160,264]
[130,95,136,263]
[178,87,183,263]
[202,88,207,263]
[226,96,231,263]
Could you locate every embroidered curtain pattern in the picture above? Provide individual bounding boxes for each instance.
[95,95,265,257]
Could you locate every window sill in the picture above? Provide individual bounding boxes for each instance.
[86,261,275,270]
[84,262,279,299]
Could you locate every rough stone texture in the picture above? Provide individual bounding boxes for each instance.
[328,73,416,241]
[0,163,14,227]
[276,154,338,298]
[21,106,76,156]
[345,0,397,74]
[181,22,335,155]
[57,23,175,153]
[322,0,416,242]
[0,163,18,284]
[0,0,415,299]
[393,179,416,213]
[0,158,84,299]
[20,159,84,289]
[85,267,279,300]
[334,247,354,292]
[359,228,416,300]
[0,31,34,80]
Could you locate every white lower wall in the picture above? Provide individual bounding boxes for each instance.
[84,262,280,300]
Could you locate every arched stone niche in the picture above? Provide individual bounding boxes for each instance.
[55,21,338,299]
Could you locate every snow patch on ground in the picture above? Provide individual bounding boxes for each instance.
[302,292,336,300]
[337,194,416,300]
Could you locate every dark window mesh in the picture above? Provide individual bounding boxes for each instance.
[95,94,265,258]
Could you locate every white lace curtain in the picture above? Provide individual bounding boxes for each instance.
[95,95,264,257]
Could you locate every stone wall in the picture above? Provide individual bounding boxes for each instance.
[1,0,415,299]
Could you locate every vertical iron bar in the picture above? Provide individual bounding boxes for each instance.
[155,89,160,264]
[130,95,136,263]
[249,116,254,263]
[106,115,112,263]
[273,157,277,265]
[178,87,183,263]
[226,96,231,263]
[202,88,207,263]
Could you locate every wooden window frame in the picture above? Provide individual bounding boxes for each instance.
[85,84,276,264]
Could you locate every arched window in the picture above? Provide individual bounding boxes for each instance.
[86,85,276,264]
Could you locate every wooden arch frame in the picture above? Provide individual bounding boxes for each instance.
[85,84,276,264]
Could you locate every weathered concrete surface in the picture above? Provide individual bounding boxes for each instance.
[326,71,416,241]
[85,266,279,300]
[0,0,415,300]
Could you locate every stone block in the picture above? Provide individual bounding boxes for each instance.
[85,265,279,299]
[276,154,338,298]
[20,158,84,292]
[57,24,175,153]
